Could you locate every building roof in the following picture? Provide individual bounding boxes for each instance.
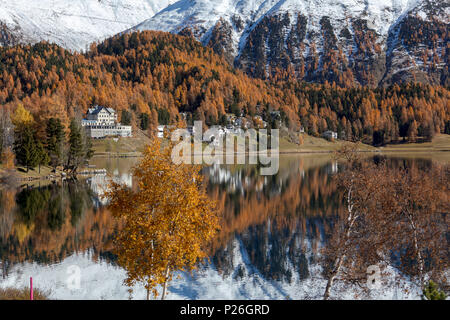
[87,106,116,115]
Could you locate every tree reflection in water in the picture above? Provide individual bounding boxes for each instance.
[0,156,441,284]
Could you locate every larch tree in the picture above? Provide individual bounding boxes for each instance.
[106,137,220,300]
[11,104,33,127]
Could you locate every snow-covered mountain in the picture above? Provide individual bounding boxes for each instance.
[0,0,171,51]
[132,0,449,86]
[0,0,447,86]
[135,0,413,52]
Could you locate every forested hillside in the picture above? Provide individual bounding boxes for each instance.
[0,31,448,145]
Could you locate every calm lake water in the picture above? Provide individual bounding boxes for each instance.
[0,153,448,299]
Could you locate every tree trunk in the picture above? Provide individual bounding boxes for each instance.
[324,255,345,300]
[407,211,424,284]
[161,266,170,300]
[324,184,357,300]
[146,288,150,301]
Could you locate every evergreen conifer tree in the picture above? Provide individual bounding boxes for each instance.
[46,118,65,171]
[66,119,93,174]
[422,281,447,300]
[13,124,39,172]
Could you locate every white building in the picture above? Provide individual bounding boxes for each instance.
[84,106,117,125]
[82,106,131,138]
[157,125,166,138]
[322,130,338,140]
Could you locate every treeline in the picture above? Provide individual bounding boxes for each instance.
[0,105,92,174]
[0,30,448,146]
[282,82,449,145]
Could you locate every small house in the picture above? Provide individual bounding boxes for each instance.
[322,130,338,140]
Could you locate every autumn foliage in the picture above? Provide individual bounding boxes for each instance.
[322,147,449,299]
[106,138,220,299]
[0,30,448,146]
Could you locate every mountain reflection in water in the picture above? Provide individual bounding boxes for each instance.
[0,155,440,284]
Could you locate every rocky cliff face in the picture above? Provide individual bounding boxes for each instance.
[133,0,449,87]
[382,1,449,86]
[0,22,23,47]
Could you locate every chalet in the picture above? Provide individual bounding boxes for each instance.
[82,106,131,138]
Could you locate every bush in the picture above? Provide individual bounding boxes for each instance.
[422,281,447,300]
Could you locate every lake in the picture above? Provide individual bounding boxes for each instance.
[0,153,448,299]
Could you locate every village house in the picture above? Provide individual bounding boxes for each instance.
[157,124,178,138]
[81,106,132,138]
[322,130,338,140]
[157,125,166,138]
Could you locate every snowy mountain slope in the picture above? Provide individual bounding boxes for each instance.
[136,0,414,46]
[132,0,449,86]
[0,0,447,86]
[0,0,172,51]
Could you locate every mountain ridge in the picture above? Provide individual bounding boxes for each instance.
[133,0,449,87]
[0,0,448,87]
[0,0,171,51]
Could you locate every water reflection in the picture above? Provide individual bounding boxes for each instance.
[0,180,119,276]
[204,156,342,282]
[0,155,443,285]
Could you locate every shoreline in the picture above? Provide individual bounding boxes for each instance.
[7,150,449,184]
[91,147,450,157]
[3,135,449,183]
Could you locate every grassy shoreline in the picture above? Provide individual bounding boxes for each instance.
[87,132,450,156]
[2,134,449,182]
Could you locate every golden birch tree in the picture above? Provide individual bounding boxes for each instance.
[106,137,220,300]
